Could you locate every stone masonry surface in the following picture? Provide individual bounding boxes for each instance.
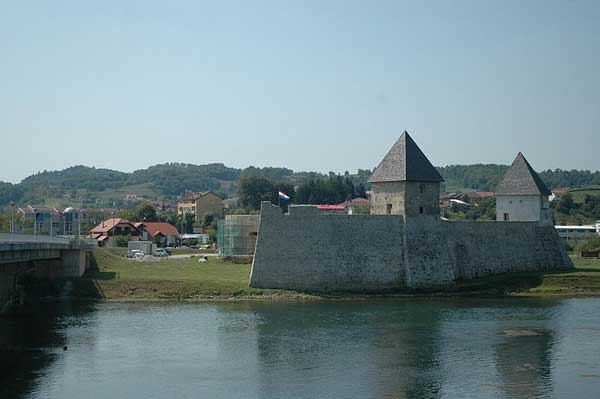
[249,202,573,291]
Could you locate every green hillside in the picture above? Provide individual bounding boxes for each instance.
[1,162,600,210]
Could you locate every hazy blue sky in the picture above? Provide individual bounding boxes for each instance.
[1,0,599,183]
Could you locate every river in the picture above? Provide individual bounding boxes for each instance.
[1,298,600,399]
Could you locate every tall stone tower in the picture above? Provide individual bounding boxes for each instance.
[368,131,444,217]
[495,152,552,225]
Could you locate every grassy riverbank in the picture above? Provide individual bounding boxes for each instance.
[79,249,600,301]
[456,257,600,296]
[83,249,303,300]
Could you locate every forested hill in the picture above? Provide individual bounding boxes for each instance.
[1,163,599,207]
[439,164,600,193]
[438,164,508,192]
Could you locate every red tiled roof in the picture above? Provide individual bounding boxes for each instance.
[552,188,569,195]
[90,218,134,234]
[135,222,179,239]
[317,205,346,210]
[337,198,371,208]
[180,191,224,202]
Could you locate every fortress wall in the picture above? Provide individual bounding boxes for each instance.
[441,221,573,280]
[403,217,456,287]
[250,203,406,291]
[250,203,573,292]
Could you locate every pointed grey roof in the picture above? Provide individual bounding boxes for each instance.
[368,131,444,183]
[496,152,551,196]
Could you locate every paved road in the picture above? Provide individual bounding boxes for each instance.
[168,253,217,260]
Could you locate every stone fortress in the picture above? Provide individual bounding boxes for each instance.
[249,132,573,291]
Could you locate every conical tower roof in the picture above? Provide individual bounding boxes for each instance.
[368,131,444,183]
[496,152,551,196]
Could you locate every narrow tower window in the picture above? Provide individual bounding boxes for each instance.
[504,213,509,221]
[386,204,392,214]
[419,206,424,214]
[419,186,423,194]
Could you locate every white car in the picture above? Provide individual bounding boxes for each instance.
[128,249,141,258]
[134,252,145,260]
[155,249,168,257]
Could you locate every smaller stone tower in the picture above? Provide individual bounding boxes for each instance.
[495,152,552,225]
[368,131,444,217]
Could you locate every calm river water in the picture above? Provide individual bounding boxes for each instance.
[1,298,600,399]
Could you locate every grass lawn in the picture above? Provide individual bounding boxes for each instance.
[569,186,600,202]
[85,248,292,300]
[456,256,600,296]
[84,249,600,301]
[168,248,216,256]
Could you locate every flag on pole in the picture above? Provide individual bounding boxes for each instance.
[278,190,290,201]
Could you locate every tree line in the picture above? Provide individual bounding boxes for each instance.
[237,174,367,211]
[3,161,600,209]
[552,193,600,225]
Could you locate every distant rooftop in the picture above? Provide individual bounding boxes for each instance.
[337,198,371,208]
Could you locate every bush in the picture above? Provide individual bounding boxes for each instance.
[564,240,575,253]
[575,236,600,254]
[114,235,130,248]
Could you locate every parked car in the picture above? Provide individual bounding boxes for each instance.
[134,252,145,260]
[128,249,142,258]
[155,249,168,257]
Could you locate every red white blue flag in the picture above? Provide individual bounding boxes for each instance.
[278,191,290,201]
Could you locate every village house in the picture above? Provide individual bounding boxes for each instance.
[90,218,140,247]
[177,192,199,215]
[134,222,180,247]
[18,205,61,235]
[177,191,225,218]
[18,205,83,236]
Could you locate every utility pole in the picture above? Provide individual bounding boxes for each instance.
[9,201,14,234]
[33,209,37,241]
[111,212,115,248]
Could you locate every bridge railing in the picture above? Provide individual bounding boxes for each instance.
[0,233,72,245]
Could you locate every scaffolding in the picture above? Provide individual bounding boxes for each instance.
[217,215,260,257]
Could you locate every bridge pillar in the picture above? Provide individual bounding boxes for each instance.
[61,249,88,277]
[0,268,15,304]
[0,262,32,315]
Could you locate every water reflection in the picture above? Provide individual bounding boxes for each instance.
[0,302,98,399]
[495,329,554,399]
[1,299,599,399]
[249,301,445,399]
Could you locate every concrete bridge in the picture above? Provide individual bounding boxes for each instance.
[0,233,92,310]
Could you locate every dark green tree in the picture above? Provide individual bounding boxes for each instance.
[238,176,276,210]
[202,212,215,228]
[184,213,195,234]
[136,202,158,222]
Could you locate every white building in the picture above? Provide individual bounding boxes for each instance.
[495,152,552,225]
[555,221,600,241]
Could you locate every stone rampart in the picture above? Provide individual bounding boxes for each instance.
[442,221,572,281]
[249,202,573,291]
[250,203,406,291]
